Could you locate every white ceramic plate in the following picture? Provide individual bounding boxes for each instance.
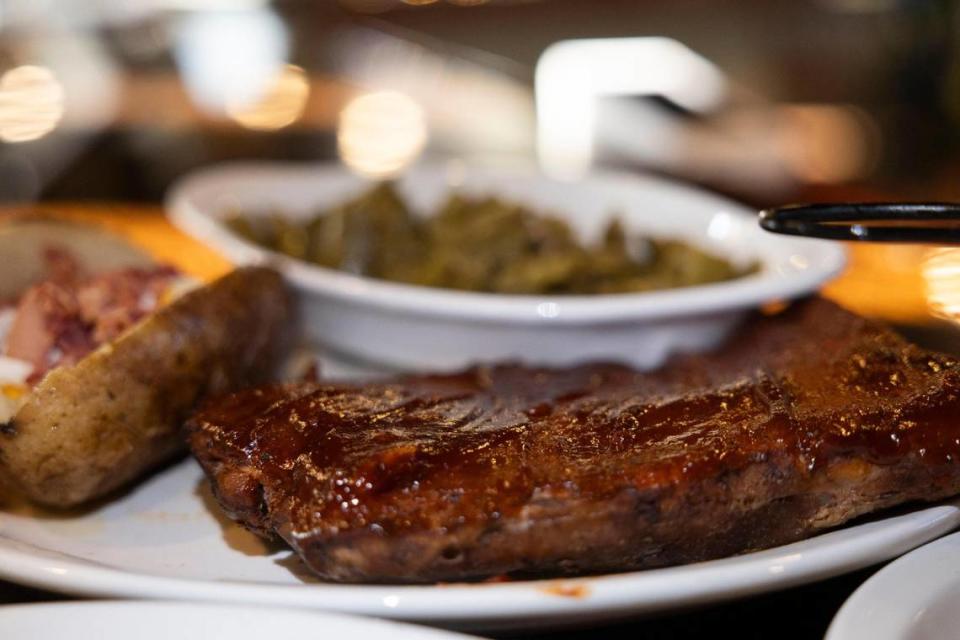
[0,449,957,632]
[0,601,477,640]
[166,162,845,370]
[826,531,960,640]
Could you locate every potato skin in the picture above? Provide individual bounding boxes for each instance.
[0,266,291,508]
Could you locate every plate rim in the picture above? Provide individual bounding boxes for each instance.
[1,482,957,629]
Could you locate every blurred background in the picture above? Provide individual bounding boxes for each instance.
[1,0,958,331]
[2,0,958,202]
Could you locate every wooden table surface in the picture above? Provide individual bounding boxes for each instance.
[1,203,956,639]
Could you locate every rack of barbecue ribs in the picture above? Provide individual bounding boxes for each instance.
[188,298,960,583]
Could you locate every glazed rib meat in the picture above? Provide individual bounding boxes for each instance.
[188,299,960,583]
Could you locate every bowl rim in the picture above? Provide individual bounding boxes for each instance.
[166,161,847,325]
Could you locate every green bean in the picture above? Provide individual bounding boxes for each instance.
[225,182,756,295]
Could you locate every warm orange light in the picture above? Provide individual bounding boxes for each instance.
[778,104,879,184]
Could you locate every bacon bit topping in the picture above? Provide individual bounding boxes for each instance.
[1,247,181,385]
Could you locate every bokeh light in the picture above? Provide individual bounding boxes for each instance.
[227,64,310,131]
[777,104,880,184]
[337,90,427,177]
[923,248,960,321]
[0,65,65,143]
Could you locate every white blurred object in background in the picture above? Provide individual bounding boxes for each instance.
[536,37,727,179]
[0,19,120,199]
[535,36,880,197]
[173,7,289,118]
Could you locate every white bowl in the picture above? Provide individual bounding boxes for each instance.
[166,162,845,370]
[826,531,960,640]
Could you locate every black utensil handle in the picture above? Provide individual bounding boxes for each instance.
[759,203,960,243]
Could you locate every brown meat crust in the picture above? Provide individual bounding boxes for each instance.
[188,298,960,583]
[1,266,291,508]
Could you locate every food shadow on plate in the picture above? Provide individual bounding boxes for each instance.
[0,453,192,520]
[193,478,285,556]
[828,495,960,529]
[306,343,399,381]
[193,476,319,582]
[272,552,323,583]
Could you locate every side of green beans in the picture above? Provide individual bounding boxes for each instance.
[226,182,756,295]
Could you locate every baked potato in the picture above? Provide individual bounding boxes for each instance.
[0,219,291,508]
